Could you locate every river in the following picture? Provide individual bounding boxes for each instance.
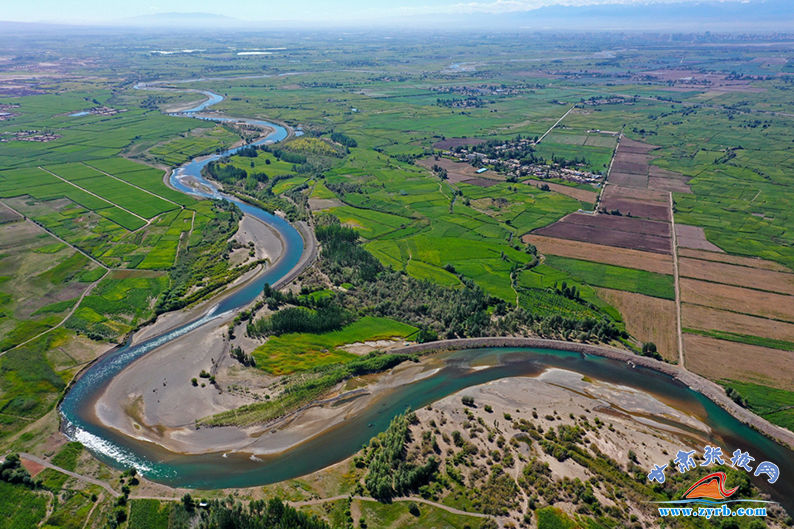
[59,84,793,511]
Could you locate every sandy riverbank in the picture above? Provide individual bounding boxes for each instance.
[93,348,438,456]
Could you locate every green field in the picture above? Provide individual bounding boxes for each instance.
[253,316,418,375]
[542,255,675,300]
[128,499,172,529]
[0,481,49,529]
[721,380,794,431]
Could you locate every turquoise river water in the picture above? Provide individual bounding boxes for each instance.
[58,86,793,511]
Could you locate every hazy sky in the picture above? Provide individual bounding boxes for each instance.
[1,0,758,24]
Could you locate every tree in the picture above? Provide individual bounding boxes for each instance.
[182,493,195,512]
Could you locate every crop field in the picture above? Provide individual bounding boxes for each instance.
[532,212,672,254]
[678,247,790,272]
[543,255,675,300]
[596,288,677,361]
[252,316,418,375]
[522,179,597,203]
[128,499,172,529]
[0,221,102,352]
[0,481,49,529]
[682,304,794,343]
[522,235,673,274]
[684,334,794,390]
[720,381,794,431]
[43,162,177,218]
[674,224,724,252]
[147,124,240,166]
[678,256,794,295]
[680,278,794,323]
[599,185,669,221]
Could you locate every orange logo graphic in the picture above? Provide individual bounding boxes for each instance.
[682,472,739,501]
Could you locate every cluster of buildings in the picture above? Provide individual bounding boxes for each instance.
[441,138,604,185]
[1,130,61,142]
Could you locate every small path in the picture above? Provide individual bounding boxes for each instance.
[596,131,622,212]
[535,105,575,144]
[38,489,55,528]
[17,452,120,497]
[82,162,183,208]
[39,166,148,223]
[0,200,109,271]
[289,495,490,519]
[669,192,685,367]
[81,492,104,529]
[1,269,109,356]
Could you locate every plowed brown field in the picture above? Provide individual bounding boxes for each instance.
[597,288,677,362]
[684,334,794,389]
[522,234,673,274]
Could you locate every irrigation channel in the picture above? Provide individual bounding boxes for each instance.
[59,83,794,512]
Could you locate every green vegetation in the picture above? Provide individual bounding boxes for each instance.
[129,499,172,529]
[364,411,438,500]
[0,481,48,529]
[252,316,417,375]
[200,352,416,426]
[357,498,487,529]
[197,497,329,529]
[684,328,794,352]
[721,380,794,431]
[543,255,675,300]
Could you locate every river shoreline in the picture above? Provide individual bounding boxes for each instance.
[60,80,794,499]
[87,336,794,463]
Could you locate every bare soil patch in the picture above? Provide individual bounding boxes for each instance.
[679,248,790,272]
[608,170,647,188]
[0,201,22,223]
[462,176,500,187]
[417,156,485,184]
[308,197,343,211]
[20,457,45,477]
[523,234,673,274]
[603,185,668,203]
[682,303,794,342]
[684,334,794,390]
[679,257,794,295]
[676,225,723,252]
[649,166,692,194]
[524,179,597,203]
[680,278,794,323]
[532,213,671,254]
[596,288,677,361]
[618,137,658,154]
[432,137,485,150]
[600,186,669,221]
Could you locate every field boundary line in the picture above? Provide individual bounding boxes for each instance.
[535,104,575,144]
[669,192,685,367]
[0,200,109,270]
[39,166,149,223]
[82,161,183,208]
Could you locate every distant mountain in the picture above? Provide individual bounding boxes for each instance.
[499,0,794,30]
[120,12,253,29]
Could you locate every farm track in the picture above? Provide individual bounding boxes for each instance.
[0,199,109,270]
[0,269,109,357]
[670,192,685,367]
[39,167,149,223]
[535,104,575,144]
[18,452,120,497]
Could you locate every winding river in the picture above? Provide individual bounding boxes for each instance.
[59,84,794,510]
